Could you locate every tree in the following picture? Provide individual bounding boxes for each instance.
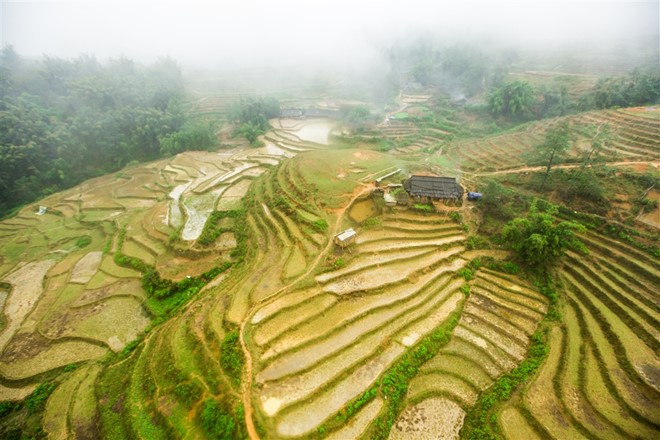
[160,118,217,156]
[502,199,586,267]
[537,83,572,118]
[227,96,280,146]
[582,122,611,167]
[345,105,373,130]
[581,66,660,109]
[0,50,192,216]
[487,80,535,119]
[534,121,572,190]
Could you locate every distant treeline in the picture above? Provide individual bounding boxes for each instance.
[386,42,659,120]
[0,48,216,216]
[486,67,660,120]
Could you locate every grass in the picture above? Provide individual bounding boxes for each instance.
[295,149,404,208]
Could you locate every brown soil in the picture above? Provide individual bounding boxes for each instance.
[637,189,660,229]
[0,331,51,362]
[70,251,103,284]
[72,279,142,307]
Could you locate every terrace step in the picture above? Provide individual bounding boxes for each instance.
[258,271,461,378]
[565,287,660,425]
[408,372,479,408]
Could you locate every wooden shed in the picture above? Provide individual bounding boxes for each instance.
[334,228,357,247]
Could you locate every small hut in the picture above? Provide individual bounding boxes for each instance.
[334,228,357,247]
[383,193,397,207]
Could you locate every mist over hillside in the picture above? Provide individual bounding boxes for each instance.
[3,0,658,71]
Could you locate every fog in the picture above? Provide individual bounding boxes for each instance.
[2,0,658,71]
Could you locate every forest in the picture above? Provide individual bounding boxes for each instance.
[0,48,216,216]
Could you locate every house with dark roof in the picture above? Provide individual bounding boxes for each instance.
[402,175,464,201]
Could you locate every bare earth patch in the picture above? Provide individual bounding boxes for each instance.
[0,259,56,352]
[0,340,106,379]
[69,251,103,284]
[389,397,465,440]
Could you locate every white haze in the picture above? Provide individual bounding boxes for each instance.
[1,0,658,70]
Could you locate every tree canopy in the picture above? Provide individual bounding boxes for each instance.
[0,48,215,216]
[581,67,660,109]
[502,199,587,267]
[487,80,536,119]
[227,96,280,146]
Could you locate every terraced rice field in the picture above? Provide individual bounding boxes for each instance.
[1,103,658,440]
[0,119,331,403]
[499,229,660,440]
[247,210,471,437]
[391,268,548,437]
[373,95,456,155]
[443,107,660,173]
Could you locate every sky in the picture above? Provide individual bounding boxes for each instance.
[1,0,658,69]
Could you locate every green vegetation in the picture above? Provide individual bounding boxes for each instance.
[371,310,463,439]
[404,43,495,96]
[198,209,242,245]
[159,118,218,156]
[199,398,245,440]
[0,382,58,439]
[487,80,536,119]
[461,324,551,439]
[114,226,233,317]
[502,199,586,267]
[344,105,375,130]
[25,382,57,414]
[228,96,280,145]
[581,67,660,109]
[0,48,210,216]
[75,235,92,248]
[219,330,244,387]
[412,203,434,213]
[531,121,573,189]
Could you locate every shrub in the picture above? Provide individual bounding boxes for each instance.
[449,211,462,223]
[457,267,473,281]
[460,283,471,295]
[200,399,237,440]
[220,331,244,387]
[75,235,92,248]
[413,203,433,213]
[25,382,57,414]
[0,401,19,418]
[467,235,489,250]
[312,218,328,232]
[174,382,202,407]
[361,217,382,230]
[371,311,462,439]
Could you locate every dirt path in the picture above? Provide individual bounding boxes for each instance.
[468,160,659,177]
[238,183,373,440]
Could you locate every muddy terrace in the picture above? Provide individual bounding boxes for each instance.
[1,99,659,440]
